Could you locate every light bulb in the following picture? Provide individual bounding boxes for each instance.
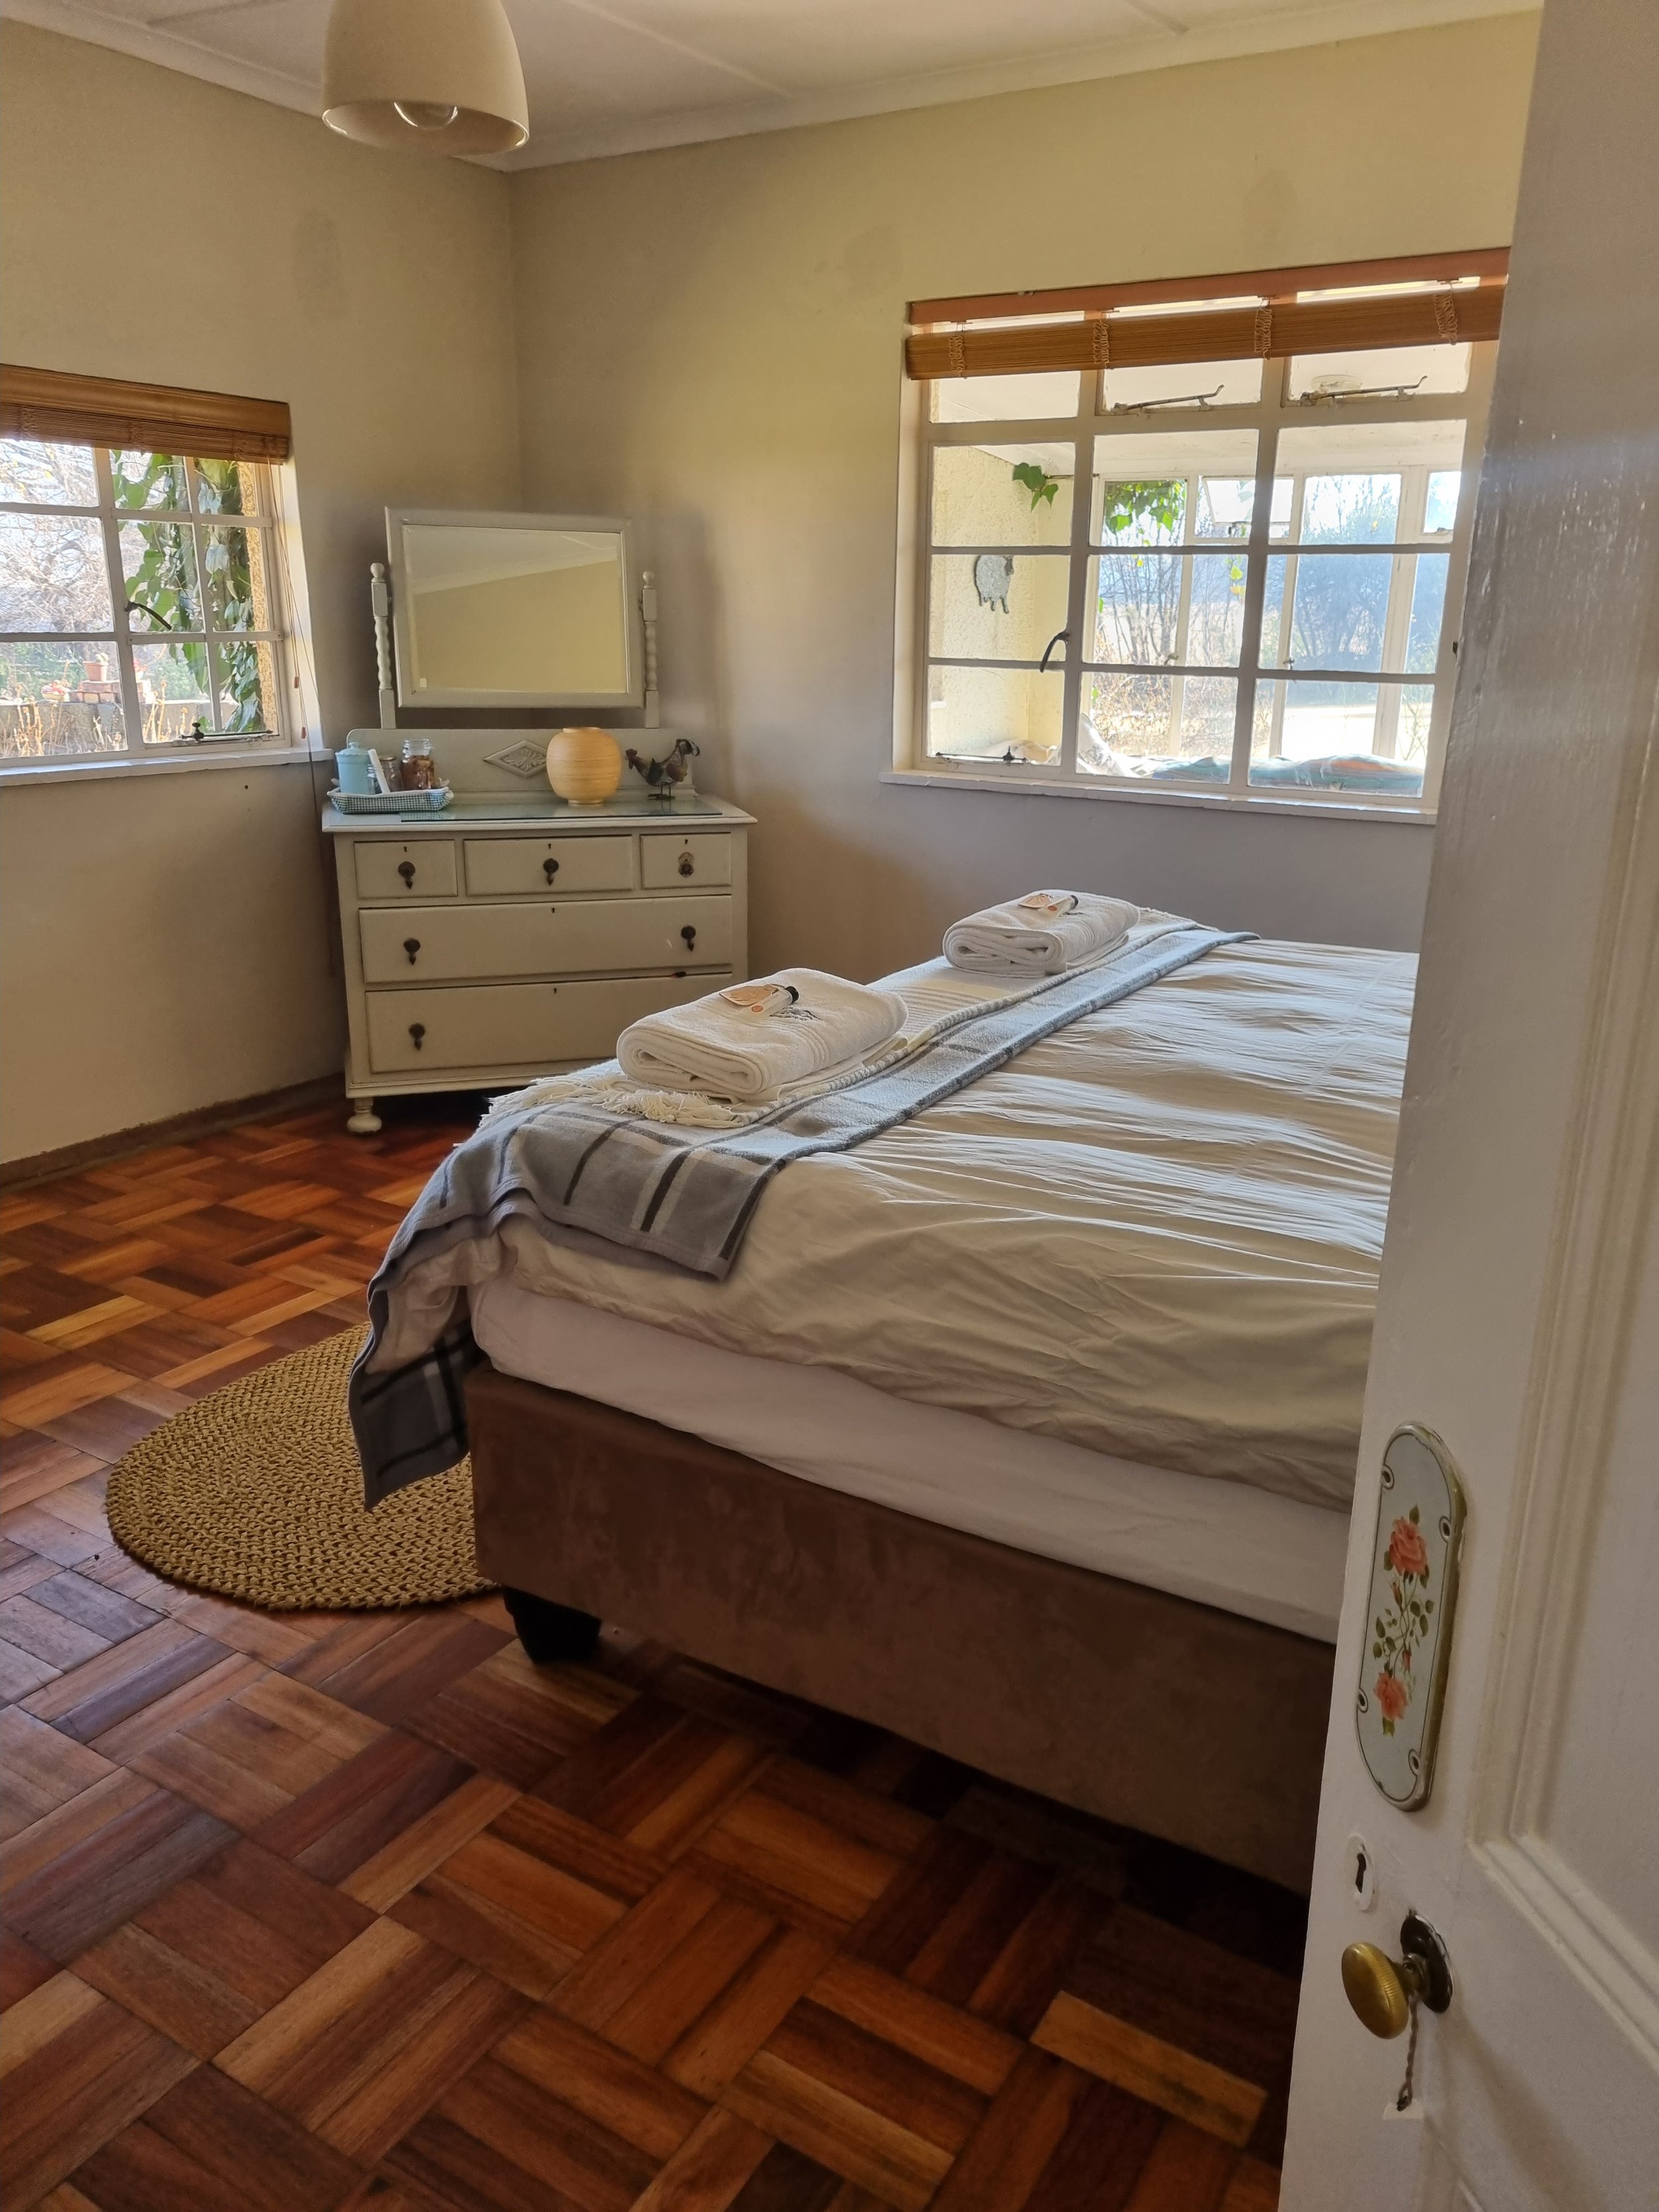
[322,0,529,157]
[394,100,461,130]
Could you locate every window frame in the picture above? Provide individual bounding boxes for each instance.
[901,340,1495,814]
[0,439,303,771]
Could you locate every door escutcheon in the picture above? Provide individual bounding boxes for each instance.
[1356,1424,1466,1809]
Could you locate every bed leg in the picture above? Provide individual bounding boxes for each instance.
[502,1588,603,1664]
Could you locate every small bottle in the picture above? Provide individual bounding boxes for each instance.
[400,736,436,790]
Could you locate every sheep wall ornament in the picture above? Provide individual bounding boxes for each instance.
[974,553,1013,613]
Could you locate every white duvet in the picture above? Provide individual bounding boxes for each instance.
[451,934,1412,1512]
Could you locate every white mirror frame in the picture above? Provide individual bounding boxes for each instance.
[382,507,644,712]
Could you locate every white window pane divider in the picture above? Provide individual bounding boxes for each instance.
[0,445,295,767]
[1056,366,1095,778]
[911,342,1496,808]
[93,445,145,758]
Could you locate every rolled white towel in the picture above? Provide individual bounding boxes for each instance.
[944,890,1137,977]
[618,968,907,1100]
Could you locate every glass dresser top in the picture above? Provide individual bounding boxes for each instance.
[364,792,724,824]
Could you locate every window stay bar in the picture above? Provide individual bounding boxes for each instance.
[1109,386,1225,415]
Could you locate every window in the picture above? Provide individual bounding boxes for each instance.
[904,256,1500,809]
[0,366,301,768]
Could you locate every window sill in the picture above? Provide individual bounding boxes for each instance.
[0,745,328,792]
[881,767,1437,826]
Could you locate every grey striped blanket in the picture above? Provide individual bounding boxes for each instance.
[351,923,1242,1503]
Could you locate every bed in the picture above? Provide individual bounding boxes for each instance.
[365,926,1412,1892]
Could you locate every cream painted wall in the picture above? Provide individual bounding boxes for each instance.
[510,13,1540,983]
[0,23,518,1160]
[1,16,1539,1157]
[1,765,340,1157]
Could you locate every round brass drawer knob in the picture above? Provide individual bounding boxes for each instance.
[1341,1913,1454,2040]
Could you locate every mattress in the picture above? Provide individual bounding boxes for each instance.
[451,935,1412,1511]
[470,1282,1350,1642]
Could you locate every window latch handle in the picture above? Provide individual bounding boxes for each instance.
[1039,629,1069,673]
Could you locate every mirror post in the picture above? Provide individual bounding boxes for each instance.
[641,570,660,729]
[370,561,398,732]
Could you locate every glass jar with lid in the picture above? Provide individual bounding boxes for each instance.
[399,736,437,790]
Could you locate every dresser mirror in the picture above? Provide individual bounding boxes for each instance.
[383,508,642,711]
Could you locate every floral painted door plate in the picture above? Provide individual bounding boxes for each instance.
[1356,1424,1467,1809]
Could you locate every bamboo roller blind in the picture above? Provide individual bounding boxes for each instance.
[0,364,292,463]
[905,250,1509,381]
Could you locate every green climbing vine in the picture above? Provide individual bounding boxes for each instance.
[1011,461,1060,511]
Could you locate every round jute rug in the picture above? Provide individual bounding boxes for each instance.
[106,1327,492,1609]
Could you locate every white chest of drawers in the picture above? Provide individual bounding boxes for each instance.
[323,796,752,1132]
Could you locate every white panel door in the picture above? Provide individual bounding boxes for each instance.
[1281,3,1659,2206]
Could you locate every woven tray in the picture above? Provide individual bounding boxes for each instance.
[328,785,452,814]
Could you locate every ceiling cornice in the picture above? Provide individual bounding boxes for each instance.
[0,0,1534,173]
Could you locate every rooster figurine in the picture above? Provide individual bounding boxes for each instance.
[625,736,700,797]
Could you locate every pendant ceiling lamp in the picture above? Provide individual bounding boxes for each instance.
[322,0,529,157]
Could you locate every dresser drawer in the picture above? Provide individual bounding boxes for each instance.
[640,833,732,889]
[464,835,634,898]
[366,974,731,1076]
[352,840,457,901]
[359,894,733,984]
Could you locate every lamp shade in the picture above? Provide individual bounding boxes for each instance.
[322,0,528,157]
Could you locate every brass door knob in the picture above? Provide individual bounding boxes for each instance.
[1341,1913,1453,2039]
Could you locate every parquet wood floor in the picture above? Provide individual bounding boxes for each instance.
[1,1102,1303,2210]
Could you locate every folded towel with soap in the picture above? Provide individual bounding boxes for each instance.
[944,890,1137,977]
[617,968,908,1100]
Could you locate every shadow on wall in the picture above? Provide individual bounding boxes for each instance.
[642,508,729,784]
[741,792,947,978]
[598,512,1434,974]
[541,496,1433,977]
[743,776,1437,983]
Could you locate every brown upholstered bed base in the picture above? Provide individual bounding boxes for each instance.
[467,1364,1335,1892]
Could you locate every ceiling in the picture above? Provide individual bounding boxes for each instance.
[4,0,1514,167]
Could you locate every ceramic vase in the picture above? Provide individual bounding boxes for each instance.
[545,727,622,806]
